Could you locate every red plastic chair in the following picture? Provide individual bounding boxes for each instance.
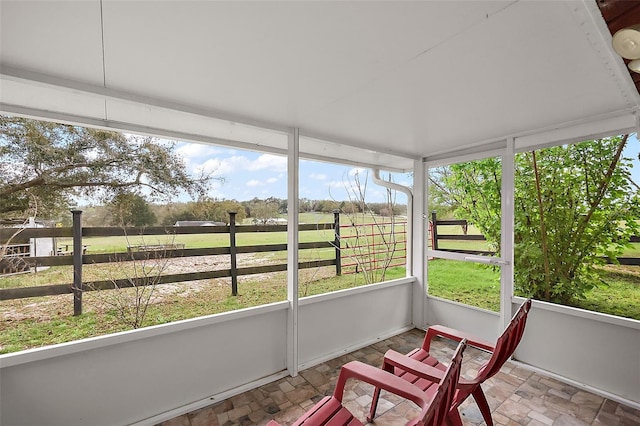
[369,299,532,426]
[268,339,467,426]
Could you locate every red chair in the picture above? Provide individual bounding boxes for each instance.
[268,339,466,426]
[369,299,532,426]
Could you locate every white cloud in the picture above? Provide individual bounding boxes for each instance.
[246,179,263,187]
[246,154,287,172]
[245,176,278,187]
[309,173,327,180]
[194,155,248,177]
[176,143,222,160]
[327,180,346,189]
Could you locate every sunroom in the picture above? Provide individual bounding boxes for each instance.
[0,1,639,425]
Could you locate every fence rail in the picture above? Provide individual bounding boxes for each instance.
[429,212,640,265]
[0,223,335,242]
[0,211,342,314]
[3,211,636,311]
[430,212,494,255]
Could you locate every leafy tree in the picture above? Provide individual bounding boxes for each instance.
[192,198,246,224]
[438,157,502,251]
[248,198,281,224]
[428,167,461,219]
[161,209,198,226]
[107,192,157,227]
[314,199,340,213]
[160,199,246,225]
[0,116,214,219]
[437,136,639,305]
[299,198,314,212]
[340,201,359,214]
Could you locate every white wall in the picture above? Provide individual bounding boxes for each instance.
[298,278,415,369]
[423,296,640,407]
[425,296,501,342]
[0,303,288,426]
[513,298,640,407]
[5,278,637,425]
[0,279,417,425]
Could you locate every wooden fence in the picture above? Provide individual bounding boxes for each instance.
[0,211,341,315]
[2,210,636,315]
[430,212,493,256]
[430,212,640,266]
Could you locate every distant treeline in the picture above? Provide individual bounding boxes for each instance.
[78,197,407,227]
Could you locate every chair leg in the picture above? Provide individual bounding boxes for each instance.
[472,387,493,426]
[446,408,463,426]
[367,386,381,423]
[368,360,395,422]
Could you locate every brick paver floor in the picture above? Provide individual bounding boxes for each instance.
[159,329,640,426]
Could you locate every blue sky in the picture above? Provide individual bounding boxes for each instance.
[173,136,639,204]
[174,141,411,203]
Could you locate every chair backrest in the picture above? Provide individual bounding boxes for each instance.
[413,339,467,426]
[477,298,532,382]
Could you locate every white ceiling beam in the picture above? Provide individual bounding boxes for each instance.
[0,64,291,134]
[423,107,638,165]
[0,102,290,157]
[1,102,412,173]
[0,65,417,166]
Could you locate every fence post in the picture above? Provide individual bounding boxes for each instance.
[229,211,238,296]
[431,211,439,251]
[333,210,341,276]
[71,210,83,316]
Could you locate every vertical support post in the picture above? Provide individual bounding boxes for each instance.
[229,211,238,296]
[287,128,300,376]
[333,210,341,276]
[500,138,516,330]
[431,211,439,251]
[412,160,427,329]
[71,210,83,316]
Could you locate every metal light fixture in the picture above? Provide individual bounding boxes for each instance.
[612,24,640,73]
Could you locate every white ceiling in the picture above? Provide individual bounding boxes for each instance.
[1,0,639,171]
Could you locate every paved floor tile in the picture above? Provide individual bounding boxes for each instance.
[158,329,638,426]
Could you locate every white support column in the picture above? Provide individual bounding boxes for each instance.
[287,128,300,376]
[412,159,427,329]
[500,138,515,329]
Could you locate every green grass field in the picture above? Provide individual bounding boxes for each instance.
[1,214,638,354]
[0,266,406,353]
[624,242,640,257]
[427,260,501,311]
[1,260,637,354]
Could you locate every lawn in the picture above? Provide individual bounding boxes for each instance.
[54,212,398,253]
[0,266,405,354]
[623,242,640,257]
[425,259,640,319]
[576,266,640,319]
[2,213,405,289]
[427,259,501,311]
[1,258,638,354]
[1,214,638,354]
